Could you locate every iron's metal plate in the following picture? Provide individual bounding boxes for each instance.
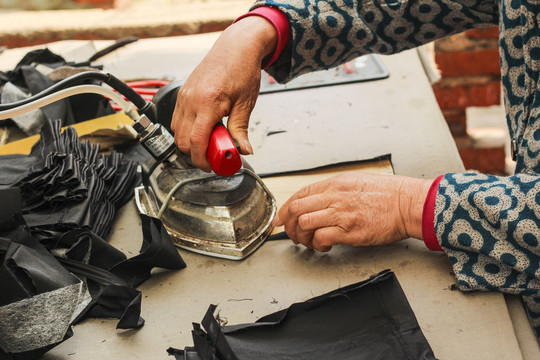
[134,168,276,260]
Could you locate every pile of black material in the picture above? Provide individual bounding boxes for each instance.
[1,49,112,135]
[0,38,137,135]
[168,270,436,360]
[0,119,137,239]
[0,120,186,359]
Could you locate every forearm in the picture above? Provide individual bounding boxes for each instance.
[224,15,278,68]
[251,0,498,82]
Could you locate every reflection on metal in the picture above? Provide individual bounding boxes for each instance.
[135,160,276,260]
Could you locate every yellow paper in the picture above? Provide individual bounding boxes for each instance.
[0,113,133,155]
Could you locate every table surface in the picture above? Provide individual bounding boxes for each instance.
[2,33,536,359]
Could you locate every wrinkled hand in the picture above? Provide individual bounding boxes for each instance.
[274,173,432,252]
[171,16,277,171]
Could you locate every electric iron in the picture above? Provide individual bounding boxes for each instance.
[133,82,276,260]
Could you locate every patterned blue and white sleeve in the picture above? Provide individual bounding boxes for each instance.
[436,173,540,338]
[251,0,498,82]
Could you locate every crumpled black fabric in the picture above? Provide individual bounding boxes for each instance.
[0,48,115,129]
[169,270,436,360]
[0,192,186,358]
[0,38,139,132]
[0,119,140,240]
[0,190,80,308]
[0,121,186,358]
[0,189,79,360]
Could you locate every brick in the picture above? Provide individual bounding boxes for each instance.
[432,81,501,110]
[73,0,115,8]
[435,49,500,77]
[458,147,506,174]
[435,32,498,52]
[466,27,499,39]
[442,109,467,136]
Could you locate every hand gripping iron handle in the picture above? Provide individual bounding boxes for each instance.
[149,81,242,177]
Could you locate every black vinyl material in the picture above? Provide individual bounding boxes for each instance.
[0,121,186,359]
[170,270,436,360]
[0,119,139,239]
[0,48,115,128]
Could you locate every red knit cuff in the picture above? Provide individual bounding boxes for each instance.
[422,175,444,252]
[234,7,290,69]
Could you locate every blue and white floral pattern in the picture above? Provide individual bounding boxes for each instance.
[255,0,540,341]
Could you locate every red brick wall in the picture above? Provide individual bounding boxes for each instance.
[432,26,505,173]
[73,0,115,8]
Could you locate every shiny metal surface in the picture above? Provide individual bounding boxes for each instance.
[135,159,276,260]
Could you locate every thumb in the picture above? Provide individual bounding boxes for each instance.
[227,105,254,155]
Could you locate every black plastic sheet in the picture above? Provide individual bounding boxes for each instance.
[169,270,436,360]
[0,119,139,240]
[0,189,186,358]
[0,121,186,358]
[0,48,114,131]
[0,189,80,360]
[1,42,138,132]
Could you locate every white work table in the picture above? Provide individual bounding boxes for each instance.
[1,33,538,359]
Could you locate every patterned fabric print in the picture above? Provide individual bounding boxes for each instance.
[435,0,540,342]
[435,173,540,339]
[254,0,498,82]
[500,0,540,173]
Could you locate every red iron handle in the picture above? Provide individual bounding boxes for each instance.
[207,123,242,177]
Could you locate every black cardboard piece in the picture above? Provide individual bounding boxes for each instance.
[179,270,436,360]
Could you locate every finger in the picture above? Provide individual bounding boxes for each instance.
[190,113,219,172]
[275,186,313,227]
[191,93,234,171]
[282,193,333,242]
[275,180,334,227]
[294,207,337,250]
[297,208,334,232]
[294,228,315,250]
[172,93,193,154]
[312,227,340,252]
[289,194,333,221]
[174,111,194,155]
[228,103,254,155]
[283,218,298,245]
[293,216,314,249]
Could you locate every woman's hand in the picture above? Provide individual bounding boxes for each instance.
[171,16,277,171]
[274,173,433,252]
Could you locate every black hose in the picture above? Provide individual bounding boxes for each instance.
[0,71,147,112]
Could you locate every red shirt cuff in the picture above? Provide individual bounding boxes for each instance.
[422,175,444,252]
[234,7,290,69]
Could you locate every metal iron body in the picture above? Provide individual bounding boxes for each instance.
[135,150,276,260]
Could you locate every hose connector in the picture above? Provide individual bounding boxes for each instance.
[133,114,176,162]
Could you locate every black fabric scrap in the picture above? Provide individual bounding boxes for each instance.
[169,270,436,360]
[0,190,80,360]
[0,216,80,307]
[0,48,115,129]
[0,119,139,240]
[20,65,75,125]
[47,215,186,328]
[0,48,65,89]
[110,215,187,287]
[0,121,186,358]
